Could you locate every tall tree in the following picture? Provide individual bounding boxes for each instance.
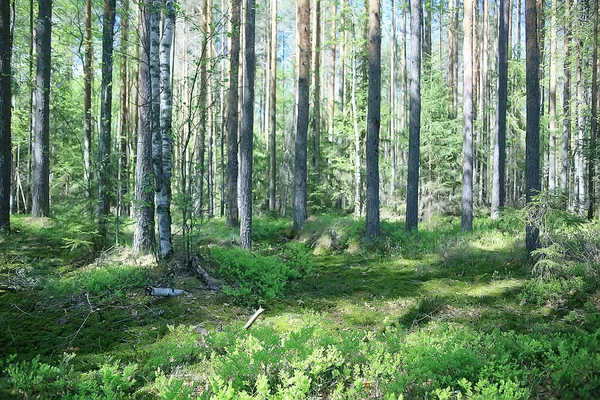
[575,0,585,215]
[226,0,241,227]
[133,0,156,254]
[268,0,277,212]
[294,0,311,232]
[118,0,130,219]
[462,0,474,231]
[525,0,541,253]
[157,0,175,258]
[548,0,557,191]
[98,0,117,237]
[492,0,509,220]
[423,0,432,70]
[0,0,11,231]
[312,0,321,184]
[83,0,93,212]
[589,0,599,219]
[195,0,209,217]
[390,0,397,198]
[240,0,256,249]
[32,0,52,218]
[406,0,421,232]
[561,1,571,205]
[366,0,381,239]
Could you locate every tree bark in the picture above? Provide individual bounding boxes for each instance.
[366,0,381,239]
[98,0,117,237]
[0,0,11,231]
[195,0,209,218]
[32,0,52,218]
[561,1,571,206]
[406,0,421,232]
[157,0,175,258]
[226,0,241,227]
[84,0,93,215]
[312,0,321,184]
[133,0,156,254]
[492,0,509,220]
[390,0,397,199]
[589,0,599,219]
[462,0,473,232]
[575,0,585,216]
[240,0,255,249]
[548,0,557,191]
[118,0,130,219]
[294,0,311,232]
[525,0,541,253]
[268,0,277,212]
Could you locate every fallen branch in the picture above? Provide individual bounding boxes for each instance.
[243,307,265,330]
[0,284,18,292]
[190,255,225,292]
[145,285,184,297]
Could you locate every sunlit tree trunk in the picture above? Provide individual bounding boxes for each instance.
[294,0,311,232]
[406,0,421,232]
[226,0,241,227]
[561,1,571,207]
[240,0,255,249]
[157,0,175,258]
[492,0,509,220]
[0,0,11,231]
[32,0,52,218]
[390,0,397,200]
[312,0,321,184]
[352,59,360,218]
[575,0,585,216]
[366,0,381,239]
[525,0,541,253]
[548,0,557,191]
[195,0,209,218]
[133,0,156,254]
[462,0,473,232]
[268,0,277,212]
[118,0,130,219]
[98,0,117,237]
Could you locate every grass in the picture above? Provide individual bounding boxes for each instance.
[1,211,599,398]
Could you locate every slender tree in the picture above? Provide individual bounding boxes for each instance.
[98,0,117,237]
[32,0,52,218]
[561,1,571,205]
[195,0,209,217]
[525,0,541,253]
[366,0,381,239]
[548,0,557,191]
[157,0,175,258]
[268,0,277,212]
[84,0,93,212]
[575,0,585,215]
[133,0,156,254]
[462,0,474,231]
[118,0,130,218]
[589,0,599,219]
[0,0,11,231]
[226,0,241,227]
[313,0,321,184]
[240,0,256,249]
[390,0,397,199]
[294,0,311,232]
[406,0,421,232]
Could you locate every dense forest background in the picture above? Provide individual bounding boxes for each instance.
[1,0,600,398]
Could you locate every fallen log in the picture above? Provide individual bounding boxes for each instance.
[145,285,184,297]
[189,255,225,292]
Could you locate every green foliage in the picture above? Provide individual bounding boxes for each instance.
[399,296,445,328]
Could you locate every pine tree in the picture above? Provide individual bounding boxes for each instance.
[0,0,11,231]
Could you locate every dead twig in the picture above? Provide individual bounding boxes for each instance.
[243,307,265,330]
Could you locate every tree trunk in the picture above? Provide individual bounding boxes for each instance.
[268,0,277,212]
[118,0,130,219]
[240,0,255,249]
[133,0,156,254]
[157,0,175,258]
[32,0,52,218]
[365,0,381,239]
[462,0,473,232]
[561,1,571,206]
[390,0,397,200]
[448,0,456,116]
[195,0,209,218]
[423,0,431,72]
[84,0,93,216]
[548,0,557,191]
[294,0,311,232]
[98,0,117,237]
[492,0,509,220]
[0,0,11,231]
[406,0,421,232]
[575,0,585,216]
[352,54,361,218]
[589,0,599,219]
[226,0,241,227]
[313,0,321,184]
[328,3,336,150]
[525,0,541,253]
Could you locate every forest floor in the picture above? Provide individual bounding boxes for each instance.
[0,211,599,398]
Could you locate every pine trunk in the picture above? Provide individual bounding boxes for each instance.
[390,0,397,199]
[588,0,599,219]
[548,0,557,191]
[84,0,93,215]
[240,0,255,249]
[0,0,11,230]
[406,0,421,232]
[32,0,52,218]
[462,0,473,232]
[366,0,381,239]
[293,0,311,232]
[313,0,321,184]
[561,1,571,206]
[268,0,277,212]
[118,0,130,219]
